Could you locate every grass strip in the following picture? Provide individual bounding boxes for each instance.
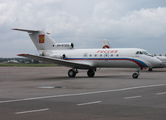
[0,63,58,67]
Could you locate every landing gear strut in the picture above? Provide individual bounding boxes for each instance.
[68,68,78,77]
[132,68,140,79]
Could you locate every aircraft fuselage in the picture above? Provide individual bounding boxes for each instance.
[42,48,161,69]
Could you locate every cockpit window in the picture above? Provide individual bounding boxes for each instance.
[136,51,139,54]
[135,51,152,56]
[135,51,148,55]
[140,51,143,54]
[142,51,149,55]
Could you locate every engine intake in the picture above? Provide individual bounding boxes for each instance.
[61,54,66,60]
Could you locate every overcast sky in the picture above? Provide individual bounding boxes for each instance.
[0,0,166,57]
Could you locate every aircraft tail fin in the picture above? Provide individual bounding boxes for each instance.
[12,28,56,50]
[102,39,111,49]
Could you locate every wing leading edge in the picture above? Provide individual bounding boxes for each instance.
[18,54,91,69]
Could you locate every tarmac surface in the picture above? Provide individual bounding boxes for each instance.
[0,67,166,120]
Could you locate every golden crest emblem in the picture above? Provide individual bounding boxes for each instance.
[39,35,45,43]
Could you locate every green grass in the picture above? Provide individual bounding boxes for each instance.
[0,63,58,67]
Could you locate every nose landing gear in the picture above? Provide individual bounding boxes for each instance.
[132,68,140,79]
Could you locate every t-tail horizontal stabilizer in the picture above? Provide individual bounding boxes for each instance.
[12,28,56,50]
[12,28,74,50]
[12,28,39,33]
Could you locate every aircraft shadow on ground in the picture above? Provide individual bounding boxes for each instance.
[25,74,132,81]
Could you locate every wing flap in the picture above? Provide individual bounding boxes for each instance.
[18,54,91,69]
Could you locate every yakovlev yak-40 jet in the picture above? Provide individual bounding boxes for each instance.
[13,28,162,79]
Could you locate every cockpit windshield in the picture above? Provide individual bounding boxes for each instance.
[136,51,153,56]
[142,51,149,55]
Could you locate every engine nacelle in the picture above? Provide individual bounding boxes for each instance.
[56,43,74,49]
[50,54,66,60]
[39,51,66,60]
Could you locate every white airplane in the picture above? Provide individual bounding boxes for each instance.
[13,28,162,79]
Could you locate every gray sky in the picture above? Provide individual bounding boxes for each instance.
[0,0,166,57]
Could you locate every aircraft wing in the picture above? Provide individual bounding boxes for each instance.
[18,54,91,69]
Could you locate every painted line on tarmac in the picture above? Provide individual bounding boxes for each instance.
[124,96,142,99]
[1,84,166,104]
[156,92,166,95]
[15,108,49,115]
[77,101,101,106]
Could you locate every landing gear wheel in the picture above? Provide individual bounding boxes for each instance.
[68,69,76,77]
[87,69,95,77]
[132,73,138,79]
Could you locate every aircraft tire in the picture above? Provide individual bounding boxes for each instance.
[132,73,138,79]
[68,69,76,77]
[87,69,95,77]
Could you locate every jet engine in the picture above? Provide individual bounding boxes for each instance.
[39,51,66,60]
[50,54,66,60]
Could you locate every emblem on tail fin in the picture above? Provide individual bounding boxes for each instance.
[39,35,45,43]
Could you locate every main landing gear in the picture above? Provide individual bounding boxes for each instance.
[87,69,95,77]
[68,68,96,77]
[132,68,140,79]
[68,68,78,77]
